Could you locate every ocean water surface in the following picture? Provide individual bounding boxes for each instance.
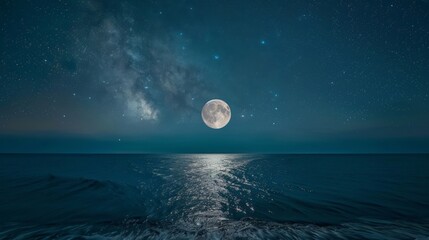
[0,154,428,239]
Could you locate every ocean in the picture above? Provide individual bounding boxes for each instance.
[0,154,428,239]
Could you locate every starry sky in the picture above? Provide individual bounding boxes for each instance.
[1,0,429,153]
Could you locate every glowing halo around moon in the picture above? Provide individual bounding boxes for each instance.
[201,99,231,129]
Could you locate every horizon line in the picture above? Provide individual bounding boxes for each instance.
[1,152,428,155]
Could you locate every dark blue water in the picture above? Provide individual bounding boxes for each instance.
[0,154,428,239]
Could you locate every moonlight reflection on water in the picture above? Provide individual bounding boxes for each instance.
[170,154,253,227]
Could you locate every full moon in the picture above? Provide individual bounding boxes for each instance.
[201,99,231,129]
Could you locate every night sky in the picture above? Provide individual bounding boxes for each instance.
[1,0,429,153]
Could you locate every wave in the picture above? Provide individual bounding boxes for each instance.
[0,175,146,224]
[1,218,428,240]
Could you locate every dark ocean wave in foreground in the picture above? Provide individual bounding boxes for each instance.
[0,154,428,239]
[1,218,429,239]
[0,175,146,224]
